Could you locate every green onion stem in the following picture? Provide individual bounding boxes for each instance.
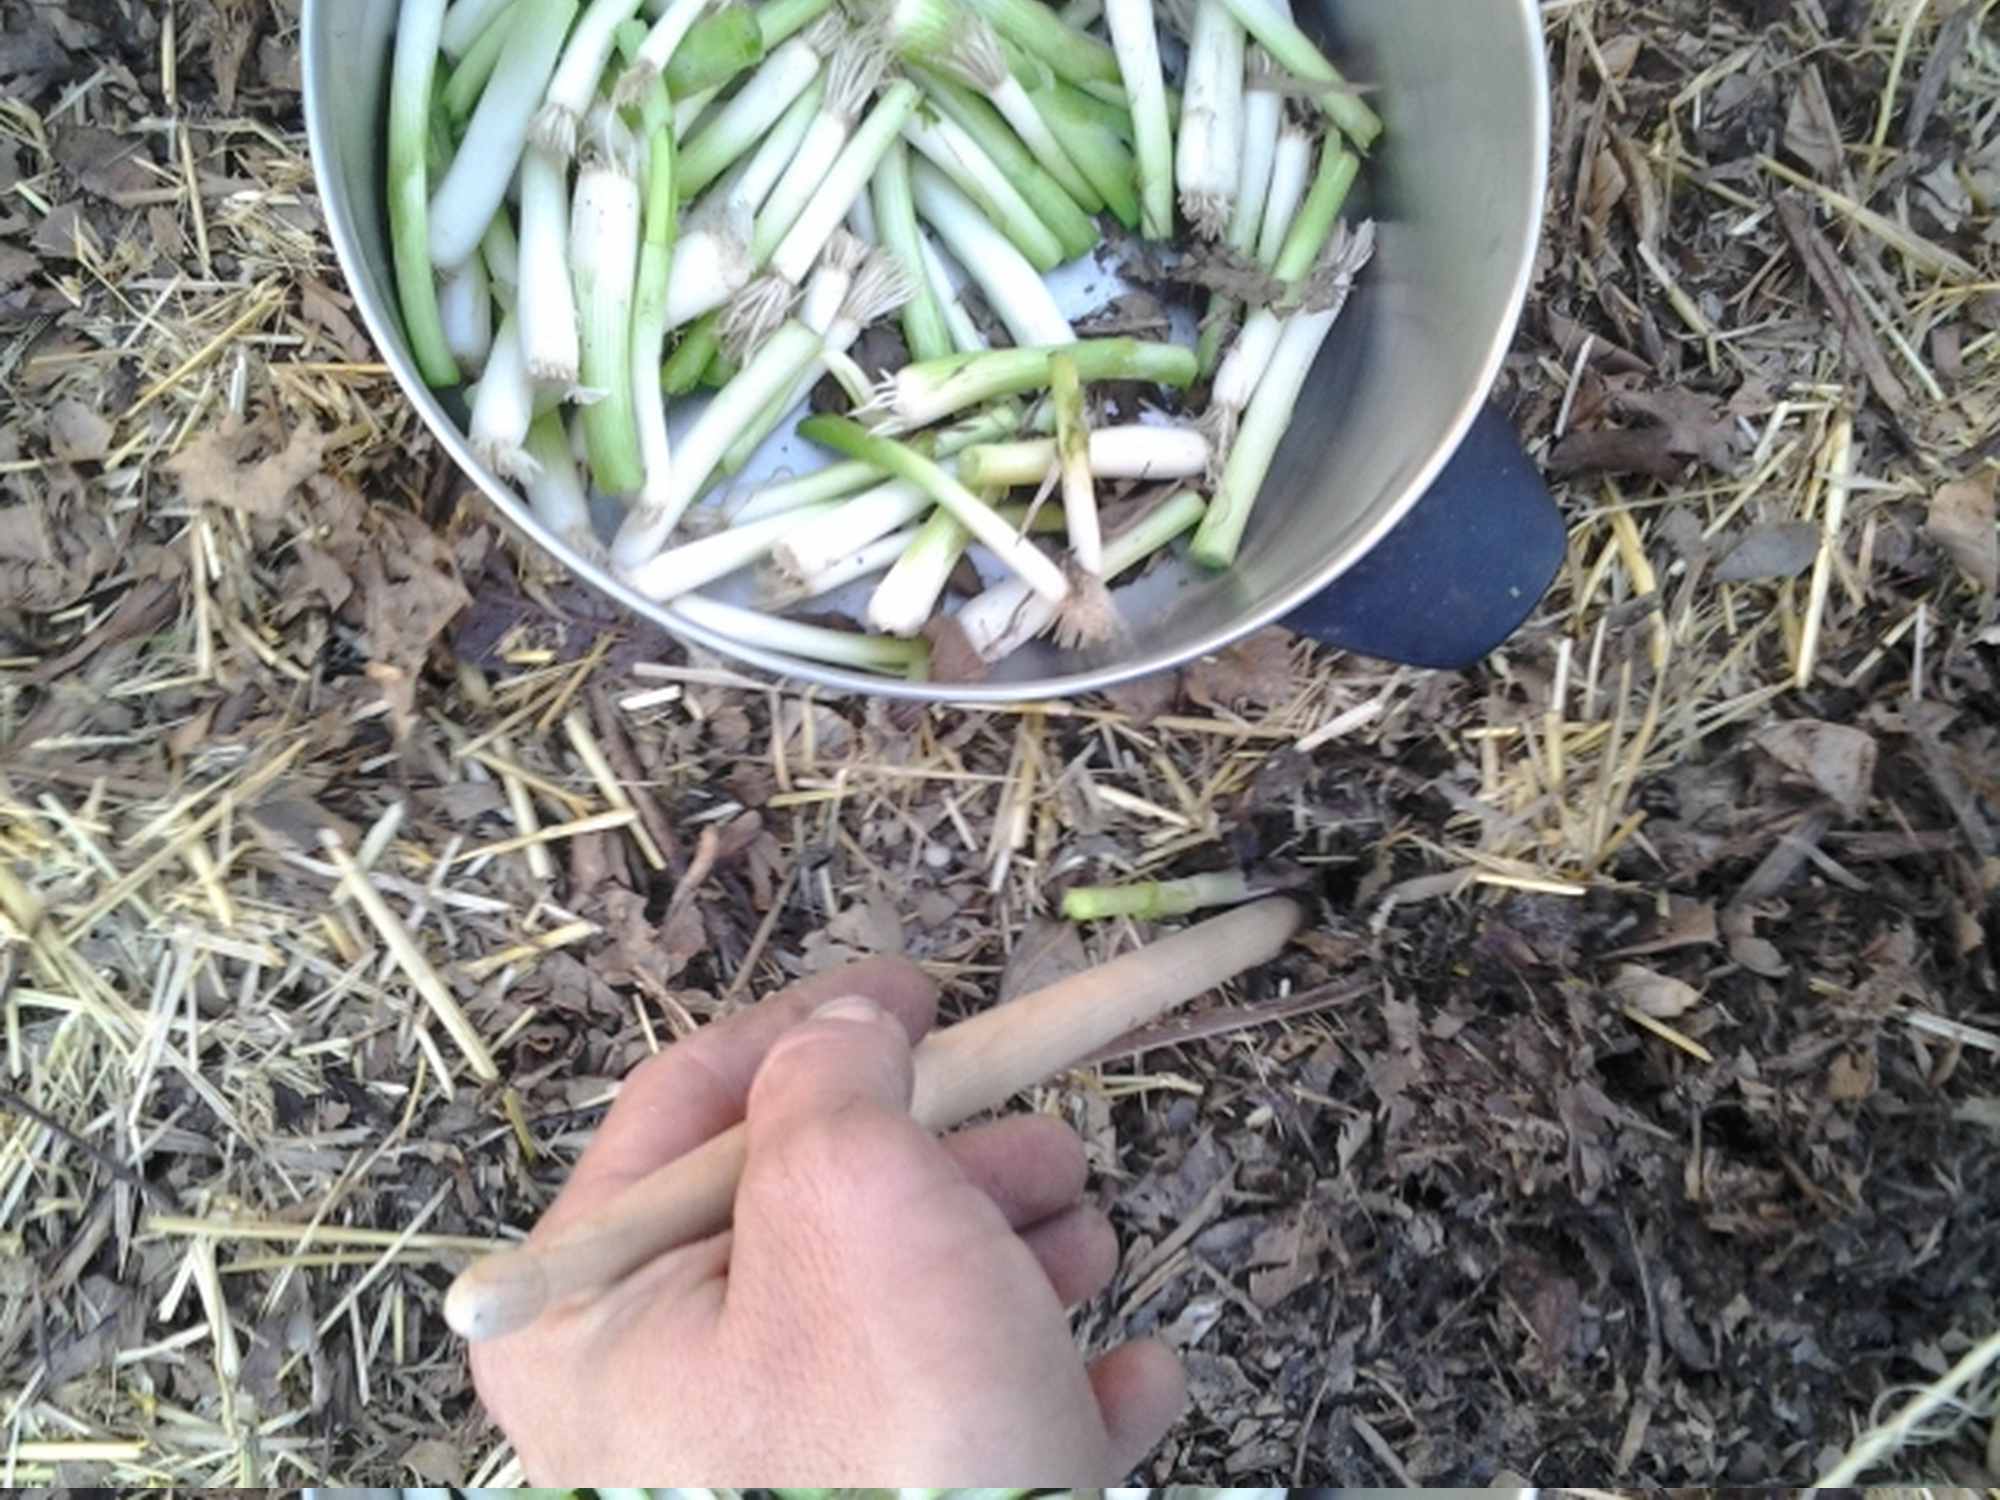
[757,0,833,48]
[800,415,1072,603]
[911,69,1100,259]
[1102,0,1174,238]
[1061,870,1254,921]
[665,7,767,96]
[442,0,518,124]
[390,0,460,386]
[867,339,1197,431]
[662,310,723,393]
[870,139,953,362]
[1210,0,1383,148]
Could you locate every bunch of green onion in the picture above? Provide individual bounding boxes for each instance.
[393,0,1380,679]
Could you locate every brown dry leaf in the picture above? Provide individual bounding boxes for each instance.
[1603,896,1718,958]
[357,507,472,734]
[47,399,111,462]
[1608,963,1701,1018]
[1826,1050,1877,1102]
[53,125,154,200]
[0,469,135,612]
[1754,720,1877,819]
[1782,64,1844,179]
[0,243,39,292]
[166,414,328,517]
[1728,932,1789,977]
[826,888,906,955]
[1926,472,1996,596]
[597,886,705,988]
[1102,668,1179,724]
[1615,387,1744,470]
[998,914,1089,1004]
[1181,627,1297,711]
[1714,522,1820,583]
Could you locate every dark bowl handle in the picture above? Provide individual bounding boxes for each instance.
[1284,404,1565,670]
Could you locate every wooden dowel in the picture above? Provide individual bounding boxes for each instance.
[444,897,1302,1341]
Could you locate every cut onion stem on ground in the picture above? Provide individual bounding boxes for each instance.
[618,498,843,597]
[909,161,1074,347]
[1192,220,1375,568]
[390,0,460,386]
[950,486,1204,664]
[445,898,1299,1341]
[1102,0,1174,238]
[666,591,932,676]
[799,415,1073,603]
[1062,869,1255,920]
[955,424,1210,488]
[862,339,1197,431]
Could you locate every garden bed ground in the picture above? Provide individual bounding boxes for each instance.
[1,0,1998,1486]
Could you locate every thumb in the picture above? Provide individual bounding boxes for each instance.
[742,993,917,1141]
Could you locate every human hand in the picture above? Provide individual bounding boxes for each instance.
[469,957,1187,1483]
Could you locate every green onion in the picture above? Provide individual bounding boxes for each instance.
[442,0,518,58]
[1255,118,1312,267]
[572,121,647,493]
[620,499,842,595]
[469,308,538,476]
[870,138,953,362]
[1192,221,1375,568]
[428,0,578,270]
[730,459,885,523]
[1049,353,1097,575]
[909,161,1073,347]
[667,591,931,677]
[390,0,461,386]
[901,102,1065,273]
[866,499,1064,636]
[442,0,518,124]
[760,523,920,609]
[522,409,599,554]
[675,14,837,197]
[800,415,1072,603]
[964,0,1122,93]
[616,317,826,564]
[1195,56,1280,375]
[952,487,1204,663]
[538,0,648,159]
[1175,0,1243,236]
[756,0,834,49]
[1030,77,1140,230]
[1210,0,1382,148]
[1061,869,1254,920]
[1102,0,1173,237]
[440,253,496,368]
[618,0,724,107]
[917,227,989,354]
[954,424,1211,488]
[664,6,767,96]
[862,339,1197,432]
[630,112,680,529]
[662,310,722,392]
[910,68,1100,258]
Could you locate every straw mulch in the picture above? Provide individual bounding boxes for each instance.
[2,0,1998,1486]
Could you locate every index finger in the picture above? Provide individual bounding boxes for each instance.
[530,956,939,1241]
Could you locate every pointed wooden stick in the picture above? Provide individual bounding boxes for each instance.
[444,897,1303,1341]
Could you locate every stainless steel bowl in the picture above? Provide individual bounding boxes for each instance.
[303,0,1550,701]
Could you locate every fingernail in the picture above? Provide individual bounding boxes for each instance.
[811,994,884,1024]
